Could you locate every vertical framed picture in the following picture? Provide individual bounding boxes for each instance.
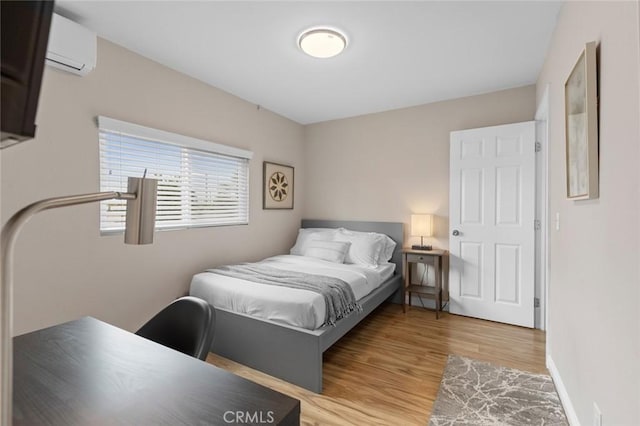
[263,161,294,209]
[565,41,598,200]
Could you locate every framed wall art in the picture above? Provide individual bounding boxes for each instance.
[565,41,599,200]
[263,161,294,209]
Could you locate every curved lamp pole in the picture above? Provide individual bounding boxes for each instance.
[0,177,157,426]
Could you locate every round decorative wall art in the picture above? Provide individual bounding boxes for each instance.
[263,161,294,209]
[269,172,288,201]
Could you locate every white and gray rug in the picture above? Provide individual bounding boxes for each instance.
[429,355,568,426]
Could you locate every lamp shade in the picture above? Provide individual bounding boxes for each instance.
[411,214,433,237]
[125,177,157,244]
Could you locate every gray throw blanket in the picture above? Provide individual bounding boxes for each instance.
[207,264,361,327]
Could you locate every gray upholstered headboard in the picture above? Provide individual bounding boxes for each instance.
[300,219,404,275]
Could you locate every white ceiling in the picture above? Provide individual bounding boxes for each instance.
[56,1,562,124]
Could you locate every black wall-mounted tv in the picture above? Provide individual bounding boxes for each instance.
[1,0,54,149]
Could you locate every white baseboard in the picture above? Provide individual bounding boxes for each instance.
[547,355,581,426]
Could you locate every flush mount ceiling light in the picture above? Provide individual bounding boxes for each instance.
[298,27,347,58]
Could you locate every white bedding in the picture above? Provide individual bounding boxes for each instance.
[189,254,395,330]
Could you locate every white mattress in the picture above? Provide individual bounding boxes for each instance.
[189,255,396,330]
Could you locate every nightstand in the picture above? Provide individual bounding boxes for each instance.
[402,248,449,318]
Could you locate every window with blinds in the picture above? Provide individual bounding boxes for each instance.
[98,117,252,233]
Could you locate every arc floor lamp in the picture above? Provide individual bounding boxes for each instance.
[0,176,157,426]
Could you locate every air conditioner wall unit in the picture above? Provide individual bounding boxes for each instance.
[46,14,96,76]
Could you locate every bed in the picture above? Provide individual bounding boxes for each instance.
[189,219,403,393]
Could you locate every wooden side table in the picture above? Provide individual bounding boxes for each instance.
[402,248,449,318]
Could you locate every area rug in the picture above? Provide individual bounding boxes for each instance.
[429,355,568,426]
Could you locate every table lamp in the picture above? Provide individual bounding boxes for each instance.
[411,214,433,251]
[0,176,157,425]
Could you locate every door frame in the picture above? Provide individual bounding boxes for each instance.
[535,85,550,332]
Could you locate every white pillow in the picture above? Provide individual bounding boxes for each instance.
[290,228,337,255]
[380,235,397,262]
[334,228,386,267]
[303,240,351,263]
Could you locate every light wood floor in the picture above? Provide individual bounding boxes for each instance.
[206,303,546,425]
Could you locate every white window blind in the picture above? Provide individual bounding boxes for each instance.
[98,116,252,233]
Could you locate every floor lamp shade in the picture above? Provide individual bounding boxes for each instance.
[125,177,157,245]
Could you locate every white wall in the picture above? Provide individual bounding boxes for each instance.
[1,39,305,335]
[536,1,640,424]
[303,85,536,250]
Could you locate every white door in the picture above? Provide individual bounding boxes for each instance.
[449,121,535,327]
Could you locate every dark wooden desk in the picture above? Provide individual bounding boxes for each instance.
[13,317,300,425]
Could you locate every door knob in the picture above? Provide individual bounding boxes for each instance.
[452,229,460,236]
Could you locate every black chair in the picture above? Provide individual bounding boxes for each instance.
[136,296,215,361]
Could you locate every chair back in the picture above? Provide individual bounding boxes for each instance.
[136,296,215,360]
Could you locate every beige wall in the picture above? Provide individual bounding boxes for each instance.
[536,1,640,425]
[1,39,305,335]
[303,85,536,249]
